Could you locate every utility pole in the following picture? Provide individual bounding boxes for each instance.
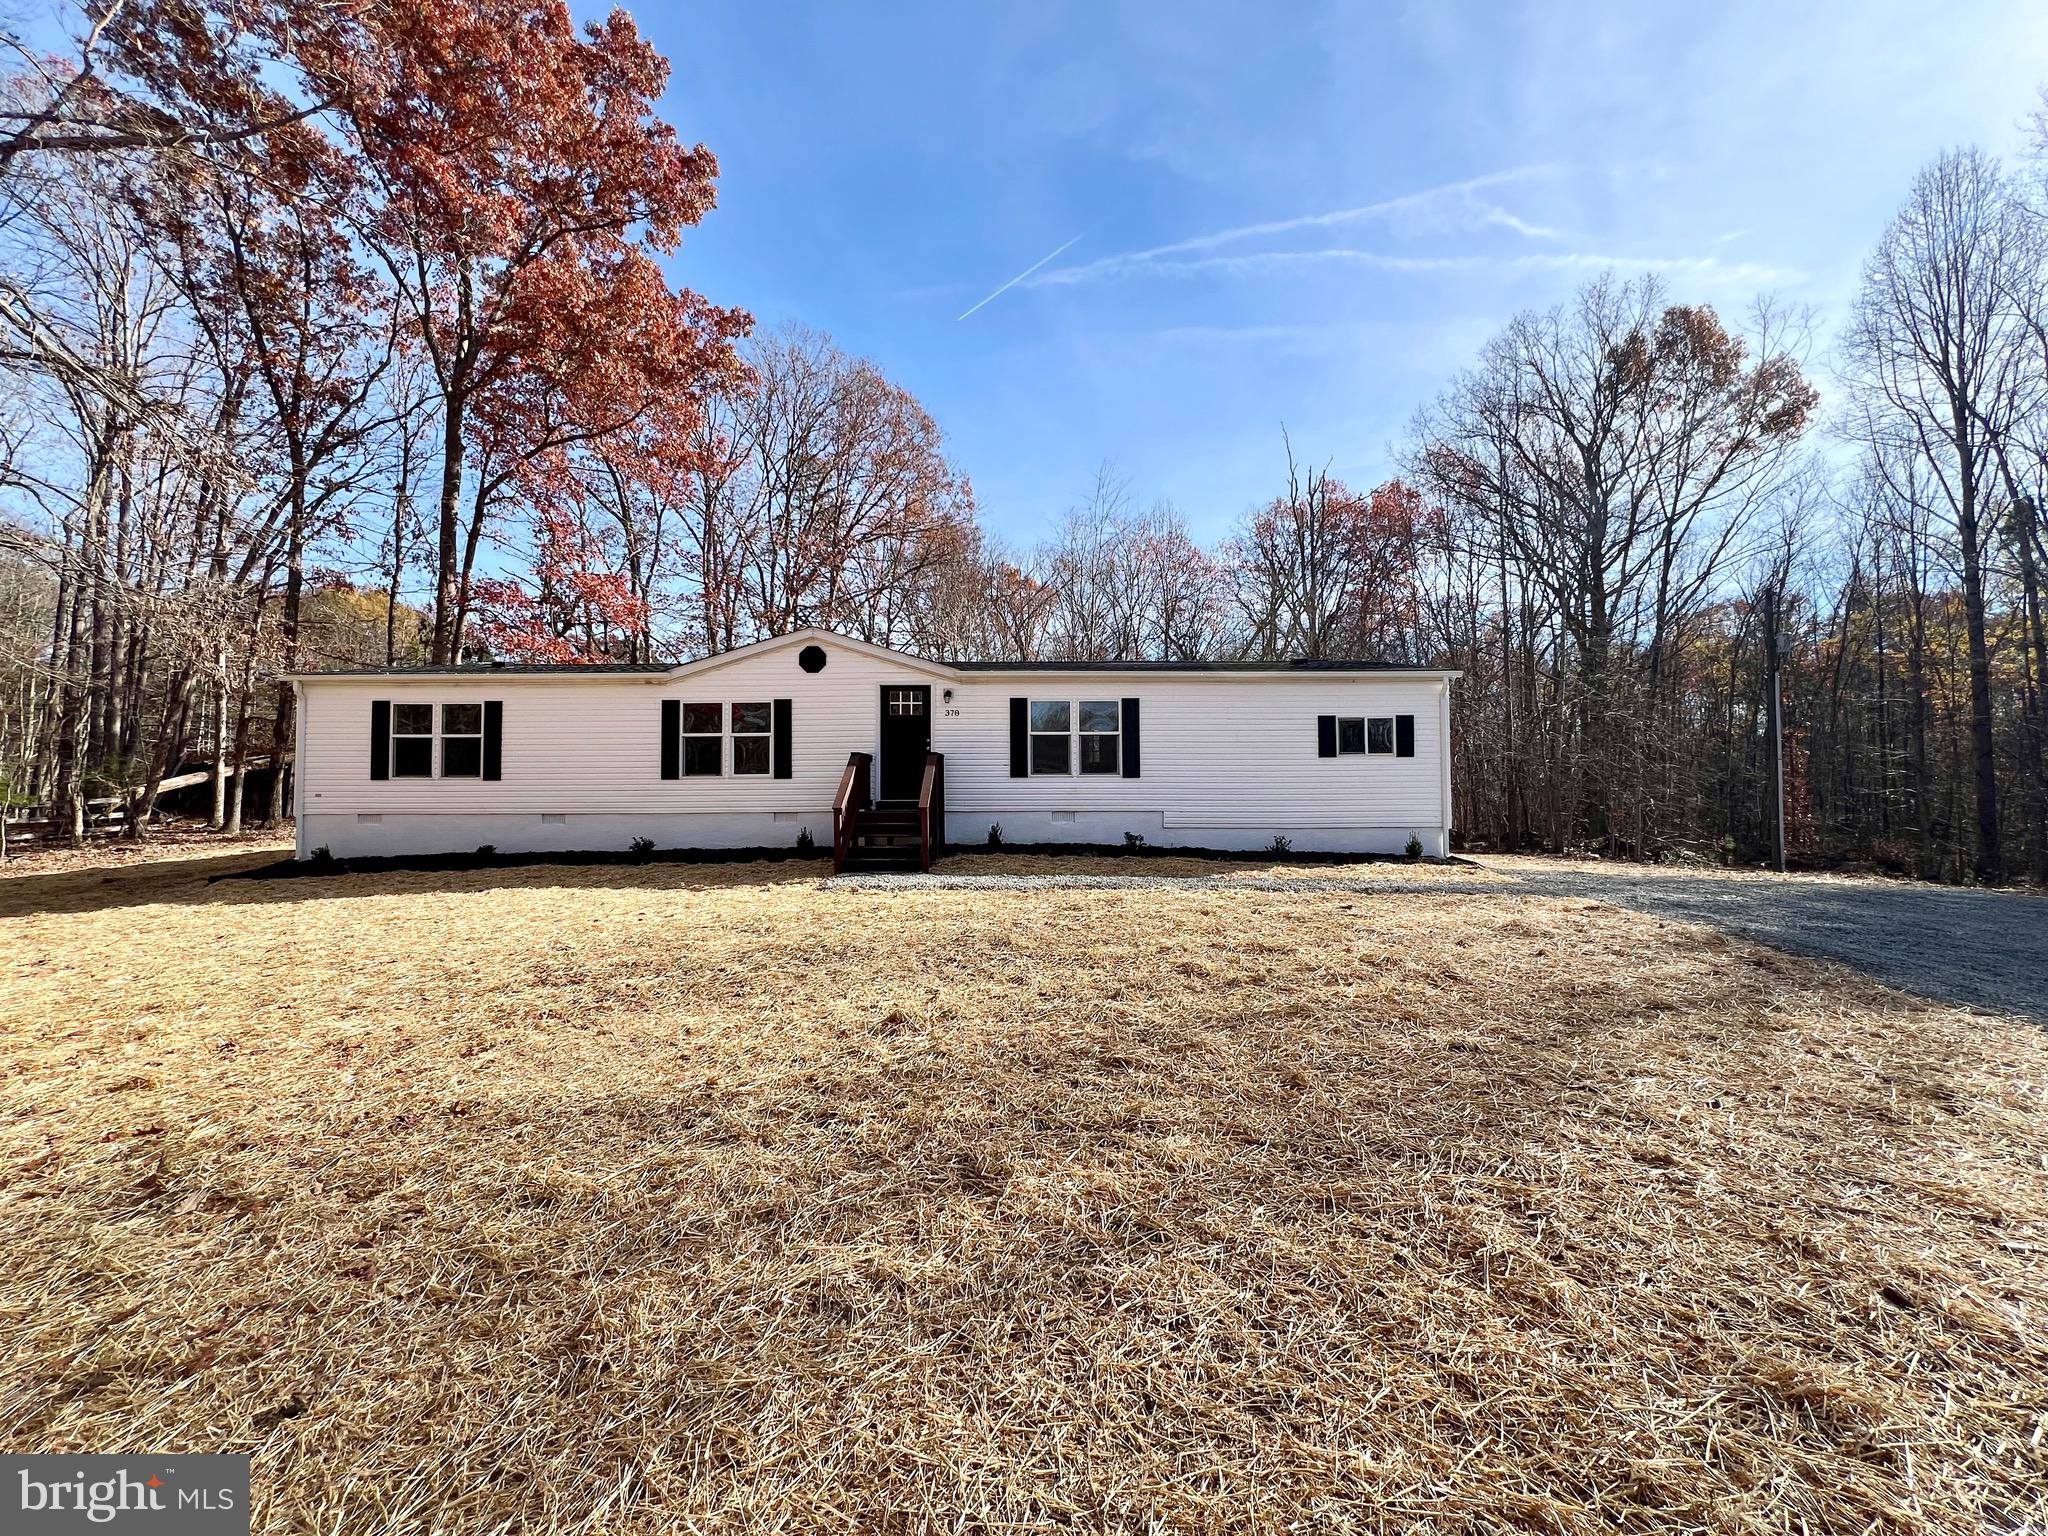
[1764,584,1787,873]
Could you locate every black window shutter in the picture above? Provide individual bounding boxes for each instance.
[370,700,390,780]
[660,699,680,780]
[1317,714,1337,758]
[1121,697,1141,778]
[772,698,792,779]
[482,701,502,780]
[1009,697,1029,777]
[1396,713,1415,758]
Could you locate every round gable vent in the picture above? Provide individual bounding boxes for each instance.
[798,644,827,673]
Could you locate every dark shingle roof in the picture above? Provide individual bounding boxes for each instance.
[946,658,1436,672]
[297,648,1444,678]
[297,663,670,677]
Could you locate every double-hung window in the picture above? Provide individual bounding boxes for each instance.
[1029,700,1070,774]
[391,704,434,777]
[1337,718,1366,755]
[379,699,498,781]
[682,703,723,776]
[731,702,772,775]
[1077,700,1120,774]
[440,703,484,777]
[1027,699,1122,775]
[1367,716,1395,754]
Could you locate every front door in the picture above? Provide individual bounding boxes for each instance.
[878,685,930,800]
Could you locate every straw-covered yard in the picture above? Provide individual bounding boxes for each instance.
[1,844,2043,1533]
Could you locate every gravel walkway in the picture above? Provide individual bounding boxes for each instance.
[833,871,1470,895]
[836,861,2048,1022]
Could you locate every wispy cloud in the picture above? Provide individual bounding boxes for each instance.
[1479,207,1567,241]
[956,234,1084,320]
[1032,246,1803,290]
[1029,167,1565,289]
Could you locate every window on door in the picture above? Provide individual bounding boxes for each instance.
[887,688,925,716]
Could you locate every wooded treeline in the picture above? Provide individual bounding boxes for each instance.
[2,0,2044,881]
[1407,138,2048,885]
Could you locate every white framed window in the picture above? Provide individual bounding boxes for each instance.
[682,702,722,776]
[1337,717,1366,755]
[391,703,434,777]
[887,688,924,717]
[440,702,483,777]
[1027,699,1123,775]
[1028,700,1070,774]
[1078,700,1120,774]
[732,701,772,775]
[1367,716,1395,754]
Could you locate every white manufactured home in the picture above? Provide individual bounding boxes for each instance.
[290,628,1459,867]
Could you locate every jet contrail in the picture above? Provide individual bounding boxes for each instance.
[956,234,1083,320]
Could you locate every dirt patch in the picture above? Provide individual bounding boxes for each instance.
[2,849,2044,1532]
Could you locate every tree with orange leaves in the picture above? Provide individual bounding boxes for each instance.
[306,0,752,661]
[1221,437,1430,662]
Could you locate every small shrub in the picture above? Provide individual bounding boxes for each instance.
[795,826,815,853]
[308,845,334,865]
[474,844,497,859]
[1267,834,1292,856]
[1123,831,1146,850]
[629,836,656,859]
[1404,833,1423,860]
[986,822,1003,848]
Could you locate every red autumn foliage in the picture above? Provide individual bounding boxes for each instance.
[113,0,752,663]
[1223,461,1434,661]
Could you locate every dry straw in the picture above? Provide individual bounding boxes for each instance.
[1,845,2044,1532]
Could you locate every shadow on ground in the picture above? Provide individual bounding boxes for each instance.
[0,849,830,917]
[6,845,2043,1026]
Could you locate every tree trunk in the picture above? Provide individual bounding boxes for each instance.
[209,662,229,831]
[430,391,466,665]
[226,683,253,836]
[267,482,307,823]
[1953,469,2002,882]
[1904,589,1934,879]
[125,665,194,842]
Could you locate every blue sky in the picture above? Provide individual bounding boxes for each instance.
[640,4,2044,545]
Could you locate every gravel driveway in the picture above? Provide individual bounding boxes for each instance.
[842,858,2048,1022]
[1484,862,2048,1023]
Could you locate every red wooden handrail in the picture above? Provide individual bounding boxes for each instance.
[832,751,871,873]
[917,751,944,872]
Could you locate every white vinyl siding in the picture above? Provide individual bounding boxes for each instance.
[298,638,1450,834]
[300,646,945,817]
[942,675,1447,828]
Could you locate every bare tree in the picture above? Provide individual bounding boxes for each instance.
[1416,275,1815,851]
[1844,148,2031,881]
